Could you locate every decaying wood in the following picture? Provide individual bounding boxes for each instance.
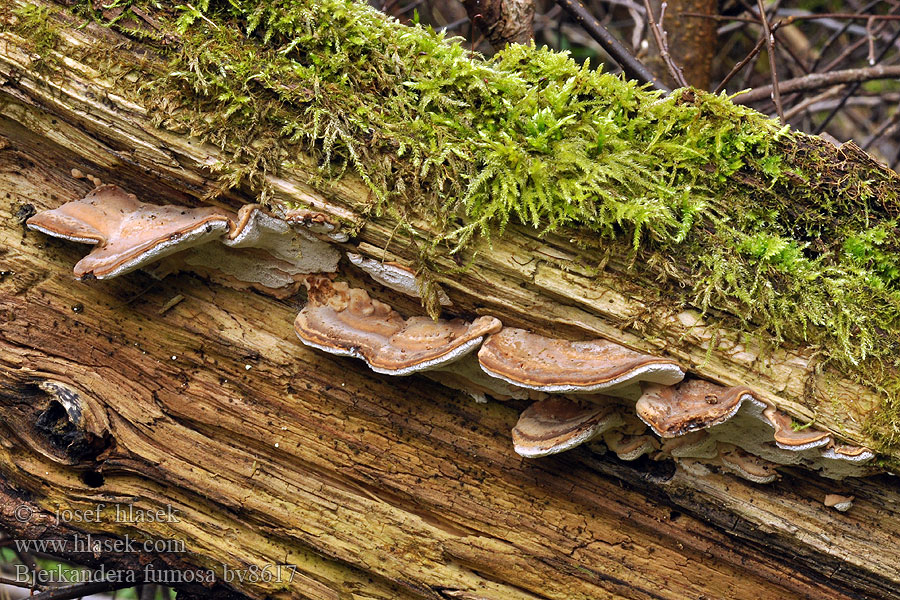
[2,5,900,600]
[0,2,885,456]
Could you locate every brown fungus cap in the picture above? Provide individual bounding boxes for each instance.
[347,252,452,306]
[822,444,875,463]
[763,408,832,451]
[511,397,623,458]
[824,494,855,512]
[294,282,501,375]
[717,443,779,484]
[602,430,659,461]
[26,185,233,279]
[636,379,762,438]
[477,328,684,394]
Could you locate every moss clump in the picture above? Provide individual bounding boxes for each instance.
[10,0,900,448]
[6,3,59,71]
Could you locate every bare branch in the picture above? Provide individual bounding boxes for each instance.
[734,64,900,104]
[714,33,766,94]
[25,580,139,600]
[642,0,688,87]
[554,0,670,90]
[815,25,900,133]
[756,0,783,120]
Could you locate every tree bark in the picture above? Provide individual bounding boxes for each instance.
[644,0,718,89]
[462,0,535,47]
[2,3,900,600]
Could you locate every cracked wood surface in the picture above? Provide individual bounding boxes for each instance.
[2,85,900,600]
[3,115,900,600]
[1,5,900,600]
[0,3,884,458]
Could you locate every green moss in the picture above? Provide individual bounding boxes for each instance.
[7,3,59,70]
[8,0,900,449]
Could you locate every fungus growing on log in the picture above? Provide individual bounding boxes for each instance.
[764,408,832,451]
[347,252,452,306]
[284,208,348,242]
[636,380,762,437]
[602,430,659,461]
[823,444,875,463]
[425,356,538,403]
[511,396,624,457]
[175,204,340,295]
[26,185,232,279]
[26,186,341,295]
[294,281,501,375]
[824,494,855,512]
[659,430,719,459]
[477,328,685,394]
[717,443,779,484]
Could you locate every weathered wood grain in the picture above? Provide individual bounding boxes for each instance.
[2,4,900,599]
[0,2,883,456]
[2,97,900,600]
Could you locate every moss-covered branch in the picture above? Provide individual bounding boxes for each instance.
[4,0,900,448]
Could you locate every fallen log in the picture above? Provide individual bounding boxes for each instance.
[2,1,900,599]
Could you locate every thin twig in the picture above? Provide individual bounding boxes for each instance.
[734,64,900,104]
[553,0,670,90]
[24,579,139,600]
[863,109,900,151]
[781,86,845,120]
[810,0,883,72]
[680,12,900,24]
[866,16,877,64]
[756,0,783,120]
[815,25,900,133]
[642,0,688,87]
[714,33,766,94]
[0,575,38,589]
[396,0,426,17]
[819,3,900,74]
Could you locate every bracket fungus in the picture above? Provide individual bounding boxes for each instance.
[511,396,624,458]
[26,185,233,279]
[26,185,341,295]
[636,380,763,438]
[294,281,501,375]
[175,204,341,296]
[824,494,855,512]
[763,408,832,451]
[347,253,452,306]
[823,444,875,463]
[602,429,660,461]
[425,356,539,403]
[27,185,881,489]
[477,328,685,394]
[659,430,720,459]
[717,443,779,484]
[284,208,349,242]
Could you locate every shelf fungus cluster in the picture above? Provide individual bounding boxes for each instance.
[292,288,878,486]
[28,182,879,495]
[26,184,344,297]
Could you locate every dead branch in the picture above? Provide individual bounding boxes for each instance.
[734,64,900,104]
